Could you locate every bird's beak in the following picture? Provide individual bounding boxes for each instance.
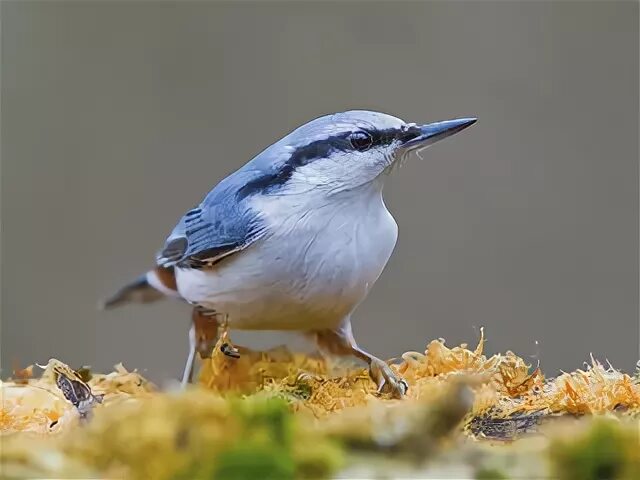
[401,117,477,151]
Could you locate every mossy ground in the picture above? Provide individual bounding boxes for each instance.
[1,330,638,479]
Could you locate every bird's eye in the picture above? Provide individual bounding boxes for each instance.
[349,131,373,151]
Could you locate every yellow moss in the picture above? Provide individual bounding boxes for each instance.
[2,329,639,478]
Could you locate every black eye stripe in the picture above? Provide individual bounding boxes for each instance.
[237,134,350,199]
[372,128,395,146]
[236,125,422,200]
[369,126,421,147]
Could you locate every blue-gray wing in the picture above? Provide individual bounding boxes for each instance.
[156,171,267,269]
[156,134,298,268]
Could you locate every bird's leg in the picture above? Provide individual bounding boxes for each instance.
[312,318,408,398]
[192,306,220,358]
[181,306,221,388]
[181,323,197,388]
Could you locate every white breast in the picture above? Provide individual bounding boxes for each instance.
[175,181,398,331]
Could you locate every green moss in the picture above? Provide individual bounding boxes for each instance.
[475,467,509,480]
[213,443,295,480]
[232,396,293,447]
[174,396,342,480]
[293,436,344,479]
[549,419,640,480]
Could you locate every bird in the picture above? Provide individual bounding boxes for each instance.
[102,110,476,397]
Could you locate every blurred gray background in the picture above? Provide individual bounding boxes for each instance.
[2,1,638,382]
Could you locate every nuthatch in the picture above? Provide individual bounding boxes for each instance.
[103,111,476,397]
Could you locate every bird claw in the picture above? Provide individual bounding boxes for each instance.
[217,326,240,359]
[220,342,240,359]
[369,358,408,398]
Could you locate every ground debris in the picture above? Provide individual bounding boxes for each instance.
[2,329,639,479]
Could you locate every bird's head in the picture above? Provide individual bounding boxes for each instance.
[240,110,476,198]
[282,110,475,191]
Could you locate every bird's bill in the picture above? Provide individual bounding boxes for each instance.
[401,117,477,150]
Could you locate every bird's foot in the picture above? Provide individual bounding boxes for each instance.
[369,357,408,398]
[220,342,240,358]
[309,322,408,398]
[218,328,240,359]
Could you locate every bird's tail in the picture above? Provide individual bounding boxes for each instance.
[100,266,181,309]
